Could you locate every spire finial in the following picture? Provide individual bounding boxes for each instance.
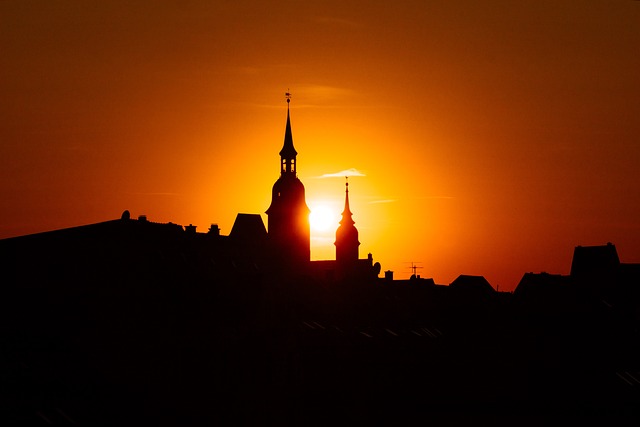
[285,89,291,106]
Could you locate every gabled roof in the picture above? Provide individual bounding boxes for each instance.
[449,275,495,294]
[513,272,571,299]
[570,243,620,277]
[229,213,267,241]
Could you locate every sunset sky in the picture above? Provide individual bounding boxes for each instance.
[1,1,639,290]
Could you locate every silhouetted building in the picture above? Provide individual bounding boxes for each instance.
[570,243,620,300]
[229,213,268,243]
[449,274,495,294]
[265,95,310,267]
[309,180,380,282]
[570,242,620,280]
[335,178,360,265]
[513,272,573,316]
[568,242,640,318]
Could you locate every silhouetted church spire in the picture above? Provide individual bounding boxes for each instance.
[266,92,310,266]
[335,177,360,263]
[341,178,355,226]
[280,91,297,174]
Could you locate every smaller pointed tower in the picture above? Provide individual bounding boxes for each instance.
[335,178,360,264]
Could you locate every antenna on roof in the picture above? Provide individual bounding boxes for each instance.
[405,261,423,278]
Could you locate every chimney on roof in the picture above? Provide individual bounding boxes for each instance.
[208,224,220,236]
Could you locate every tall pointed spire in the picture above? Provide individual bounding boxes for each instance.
[279,91,297,173]
[335,177,360,263]
[340,177,355,226]
[266,90,311,267]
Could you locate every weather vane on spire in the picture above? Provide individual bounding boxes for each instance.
[285,89,292,104]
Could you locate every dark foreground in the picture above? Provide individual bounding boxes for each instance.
[2,271,640,426]
[1,223,639,425]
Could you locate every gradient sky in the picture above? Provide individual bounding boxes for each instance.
[2,1,639,290]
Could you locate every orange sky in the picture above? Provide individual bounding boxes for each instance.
[1,1,639,290]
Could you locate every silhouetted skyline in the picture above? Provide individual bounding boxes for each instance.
[1,211,639,424]
[1,1,639,290]
[1,92,639,424]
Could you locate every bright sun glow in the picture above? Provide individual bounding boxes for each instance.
[309,205,337,232]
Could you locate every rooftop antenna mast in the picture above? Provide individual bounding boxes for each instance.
[406,262,423,278]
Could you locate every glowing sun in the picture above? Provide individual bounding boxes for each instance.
[309,205,337,232]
